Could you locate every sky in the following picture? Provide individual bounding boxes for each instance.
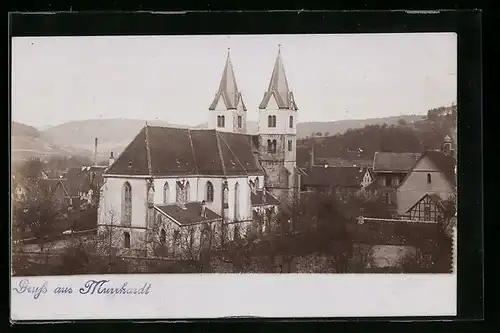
[11,33,457,129]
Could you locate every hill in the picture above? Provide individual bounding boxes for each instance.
[297,115,424,139]
[11,121,91,163]
[42,119,181,159]
[30,113,439,162]
[197,115,424,138]
[297,106,457,165]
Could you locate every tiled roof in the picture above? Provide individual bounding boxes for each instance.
[317,157,373,168]
[106,126,263,177]
[155,202,222,226]
[372,152,422,173]
[209,51,247,111]
[251,189,280,206]
[259,49,298,110]
[302,166,368,188]
[63,167,105,196]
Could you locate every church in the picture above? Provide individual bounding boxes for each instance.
[97,48,301,256]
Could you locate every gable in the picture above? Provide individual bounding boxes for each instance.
[266,93,279,110]
[214,95,226,110]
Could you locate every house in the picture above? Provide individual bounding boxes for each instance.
[250,187,281,233]
[301,165,375,200]
[401,193,455,223]
[396,149,456,217]
[64,165,106,206]
[97,48,299,256]
[371,152,422,206]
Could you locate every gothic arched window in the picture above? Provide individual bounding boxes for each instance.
[163,182,169,204]
[289,115,293,128]
[206,181,214,202]
[122,182,132,226]
[160,229,166,244]
[176,182,182,203]
[185,181,190,202]
[272,140,277,153]
[267,139,273,153]
[124,232,131,248]
[427,173,432,184]
[272,115,277,127]
[255,177,260,189]
[223,185,229,206]
[234,182,240,221]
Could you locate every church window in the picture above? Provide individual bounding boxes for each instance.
[172,230,179,253]
[272,140,277,153]
[427,173,432,184]
[185,181,190,202]
[206,181,214,202]
[160,229,166,244]
[124,232,131,248]
[288,140,293,151]
[163,182,169,204]
[223,185,229,207]
[122,182,132,226]
[255,177,260,189]
[237,115,242,128]
[217,115,225,128]
[234,182,240,221]
[289,115,293,128]
[267,139,273,153]
[176,182,182,203]
[189,228,195,248]
[268,115,276,128]
[234,224,240,240]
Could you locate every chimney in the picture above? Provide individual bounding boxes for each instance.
[109,152,115,167]
[310,145,315,167]
[93,138,98,166]
[201,200,206,218]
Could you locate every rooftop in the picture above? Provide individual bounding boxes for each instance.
[372,152,422,173]
[106,126,263,177]
[155,202,222,226]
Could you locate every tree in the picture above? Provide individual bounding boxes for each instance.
[13,181,59,253]
[18,157,44,182]
[397,118,408,126]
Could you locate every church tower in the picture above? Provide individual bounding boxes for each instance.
[258,46,299,202]
[208,49,247,133]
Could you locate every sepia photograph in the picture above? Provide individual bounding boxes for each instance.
[11,33,458,279]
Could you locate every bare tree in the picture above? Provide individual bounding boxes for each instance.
[13,182,59,253]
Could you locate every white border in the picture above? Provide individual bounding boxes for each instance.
[11,273,456,320]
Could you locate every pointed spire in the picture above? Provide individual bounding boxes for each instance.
[209,49,246,110]
[259,45,297,110]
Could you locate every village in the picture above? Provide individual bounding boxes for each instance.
[11,48,457,275]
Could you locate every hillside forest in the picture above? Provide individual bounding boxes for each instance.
[298,104,457,160]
